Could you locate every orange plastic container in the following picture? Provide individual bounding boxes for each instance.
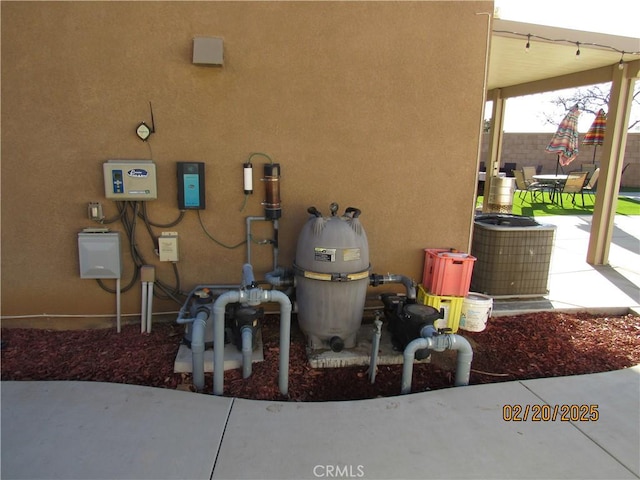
[422,248,449,289]
[422,249,476,297]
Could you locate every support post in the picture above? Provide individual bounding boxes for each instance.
[587,63,637,265]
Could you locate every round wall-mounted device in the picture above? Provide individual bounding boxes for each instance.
[136,122,152,141]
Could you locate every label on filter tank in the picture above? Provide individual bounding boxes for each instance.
[343,248,361,262]
[314,248,336,262]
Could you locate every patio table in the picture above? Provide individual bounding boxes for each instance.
[533,174,568,204]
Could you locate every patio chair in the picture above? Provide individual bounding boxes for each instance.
[503,162,517,177]
[580,163,597,183]
[513,169,544,202]
[522,166,537,185]
[571,168,600,207]
[558,171,588,208]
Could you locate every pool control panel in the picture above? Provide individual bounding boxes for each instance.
[103,160,157,201]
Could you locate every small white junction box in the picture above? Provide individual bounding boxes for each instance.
[103,160,157,201]
[159,232,179,262]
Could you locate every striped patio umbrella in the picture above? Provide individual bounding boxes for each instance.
[582,108,607,162]
[546,105,580,173]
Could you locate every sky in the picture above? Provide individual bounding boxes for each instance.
[491,0,640,132]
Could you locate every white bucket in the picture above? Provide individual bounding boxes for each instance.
[459,293,493,332]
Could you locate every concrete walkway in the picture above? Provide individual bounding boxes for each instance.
[2,214,639,480]
[2,366,639,480]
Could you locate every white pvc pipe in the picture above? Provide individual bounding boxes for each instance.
[141,281,148,333]
[116,278,121,333]
[145,281,153,333]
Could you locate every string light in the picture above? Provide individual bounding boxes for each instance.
[495,30,640,59]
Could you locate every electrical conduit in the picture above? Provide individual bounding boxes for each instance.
[401,325,473,394]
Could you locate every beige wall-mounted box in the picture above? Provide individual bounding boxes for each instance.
[192,36,223,66]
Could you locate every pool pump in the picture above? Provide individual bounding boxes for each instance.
[380,293,443,359]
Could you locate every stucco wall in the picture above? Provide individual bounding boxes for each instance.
[481,133,640,187]
[1,1,492,323]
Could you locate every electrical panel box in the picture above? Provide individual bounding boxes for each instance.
[192,36,224,66]
[177,162,206,209]
[103,160,157,201]
[78,230,122,279]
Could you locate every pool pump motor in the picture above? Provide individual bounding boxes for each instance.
[381,293,443,360]
[182,287,262,352]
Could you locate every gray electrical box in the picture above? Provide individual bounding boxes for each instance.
[192,36,224,65]
[78,230,122,279]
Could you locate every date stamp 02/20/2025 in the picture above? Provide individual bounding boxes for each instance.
[502,404,599,422]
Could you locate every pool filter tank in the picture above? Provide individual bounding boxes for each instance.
[294,203,370,351]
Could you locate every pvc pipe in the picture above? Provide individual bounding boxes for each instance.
[241,326,253,378]
[116,278,121,333]
[213,288,292,396]
[401,330,473,394]
[268,289,292,397]
[449,335,473,387]
[190,309,209,391]
[141,281,148,333]
[272,219,279,271]
[370,273,417,300]
[242,263,256,288]
[265,267,294,288]
[401,337,430,394]
[145,281,153,333]
[213,291,242,395]
[369,317,383,384]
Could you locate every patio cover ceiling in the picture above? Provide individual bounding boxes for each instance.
[488,19,640,95]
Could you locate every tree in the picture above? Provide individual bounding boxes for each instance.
[543,82,640,131]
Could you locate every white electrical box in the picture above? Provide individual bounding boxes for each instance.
[103,160,157,201]
[159,232,179,262]
[78,230,122,279]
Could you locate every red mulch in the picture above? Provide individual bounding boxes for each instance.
[2,312,639,402]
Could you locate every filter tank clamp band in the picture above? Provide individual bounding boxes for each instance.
[292,264,371,282]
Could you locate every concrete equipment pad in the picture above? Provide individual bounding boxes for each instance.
[306,324,430,368]
[174,331,264,373]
